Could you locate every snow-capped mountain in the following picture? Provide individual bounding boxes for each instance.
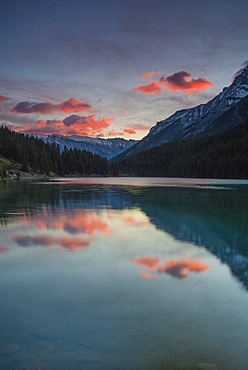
[35,134,138,160]
[111,66,248,162]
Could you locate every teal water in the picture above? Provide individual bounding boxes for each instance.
[0,177,248,370]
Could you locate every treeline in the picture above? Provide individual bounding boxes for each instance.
[112,118,248,179]
[0,126,108,176]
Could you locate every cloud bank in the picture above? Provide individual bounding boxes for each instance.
[15,114,114,136]
[10,98,92,114]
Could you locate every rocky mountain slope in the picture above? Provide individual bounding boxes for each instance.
[36,134,138,160]
[111,66,248,162]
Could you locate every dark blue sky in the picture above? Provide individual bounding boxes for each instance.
[1,0,248,138]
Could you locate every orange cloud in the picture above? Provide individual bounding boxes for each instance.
[130,256,210,280]
[10,98,92,114]
[131,256,160,269]
[132,70,214,95]
[157,257,210,279]
[124,128,136,135]
[159,70,214,94]
[21,208,111,236]
[131,81,163,95]
[58,236,91,251]
[140,271,158,279]
[15,114,114,137]
[141,71,163,80]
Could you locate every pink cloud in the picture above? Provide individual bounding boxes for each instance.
[141,71,163,80]
[132,70,214,95]
[158,257,210,279]
[58,236,91,251]
[10,98,92,114]
[131,256,160,269]
[15,114,114,137]
[159,70,214,94]
[130,256,210,280]
[131,81,163,95]
[124,128,136,135]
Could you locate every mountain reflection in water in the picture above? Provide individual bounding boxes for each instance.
[1,179,248,289]
[1,178,248,370]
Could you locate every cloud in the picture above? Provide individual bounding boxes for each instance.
[108,125,151,137]
[11,235,55,248]
[59,98,92,112]
[10,98,92,114]
[159,70,214,94]
[21,208,111,236]
[58,236,91,251]
[118,74,125,82]
[130,256,210,280]
[157,257,210,280]
[107,129,124,137]
[11,234,91,252]
[141,71,163,80]
[132,70,214,95]
[140,271,158,279]
[0,94,11,103]
[15,114,114,137]
[131,256,160,269]
[124,128,136,135]
[131,81,163,95]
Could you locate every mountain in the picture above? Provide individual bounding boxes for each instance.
[35,134,138,160]
[111,66,248,163]
[113,117,248,178]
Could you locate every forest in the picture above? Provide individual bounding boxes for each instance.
[1,116,248,179]
[111,117,248,179]
[0,126,108,177]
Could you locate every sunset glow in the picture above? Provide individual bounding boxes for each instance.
[0,0,246,139]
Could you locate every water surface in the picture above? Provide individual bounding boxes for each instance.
[1,177,248,369]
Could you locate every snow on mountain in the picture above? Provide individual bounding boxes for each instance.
[34,134,138,160]
[111,66,248,163]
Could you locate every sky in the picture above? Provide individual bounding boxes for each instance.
[0,0,248,140]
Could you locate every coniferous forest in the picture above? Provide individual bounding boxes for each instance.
[0,126,108,176]
[111,118,248,179]
[1,117,248,179]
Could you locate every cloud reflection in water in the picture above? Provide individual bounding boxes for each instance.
[131,256,210,280]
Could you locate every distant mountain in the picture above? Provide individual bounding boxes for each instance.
[111,66,248,163]
[35,134,138,160]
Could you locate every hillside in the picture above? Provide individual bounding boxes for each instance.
[112,117,248,179]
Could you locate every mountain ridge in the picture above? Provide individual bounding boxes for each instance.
[34,134,138,160]
[111,66,248,163]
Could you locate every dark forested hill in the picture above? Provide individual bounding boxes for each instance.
[112,117,248,179]
[0,127,108,177]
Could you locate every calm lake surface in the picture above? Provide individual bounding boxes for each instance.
[1,177,248,370]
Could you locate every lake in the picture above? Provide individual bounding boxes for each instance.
[0,177,248,370]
